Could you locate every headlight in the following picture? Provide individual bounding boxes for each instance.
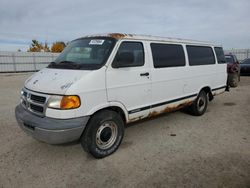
[47,95,81,110]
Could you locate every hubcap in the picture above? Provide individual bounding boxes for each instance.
[197,96,206,112]
[96,121,118,150]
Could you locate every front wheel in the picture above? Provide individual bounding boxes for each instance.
[80,110,124,158]
[188,90,208,116]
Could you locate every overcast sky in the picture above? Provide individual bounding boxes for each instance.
[0,0,249,51]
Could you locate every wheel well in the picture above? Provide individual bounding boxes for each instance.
[200,86,213,101]
[94,106,126,123]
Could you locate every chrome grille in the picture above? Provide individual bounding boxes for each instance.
[21,88,48,116]
[30,94,46,103]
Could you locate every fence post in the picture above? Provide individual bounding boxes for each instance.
[12,52,17,72]
[33,53,37,71]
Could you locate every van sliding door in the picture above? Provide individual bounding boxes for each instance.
[149,43,188,114]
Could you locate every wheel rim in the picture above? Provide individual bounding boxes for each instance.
[197,95,206,112]
[96,121,118,150]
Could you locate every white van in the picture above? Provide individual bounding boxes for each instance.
[15,33,227,158]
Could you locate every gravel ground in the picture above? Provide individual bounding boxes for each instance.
[0,73,249,188]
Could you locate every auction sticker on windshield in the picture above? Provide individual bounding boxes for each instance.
[89,40,104,45]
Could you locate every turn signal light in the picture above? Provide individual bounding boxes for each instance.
[60,96,81,109]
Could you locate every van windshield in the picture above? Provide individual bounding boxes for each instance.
[48,38,116,70]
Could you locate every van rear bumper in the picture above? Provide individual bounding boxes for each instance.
[15,104,90,144]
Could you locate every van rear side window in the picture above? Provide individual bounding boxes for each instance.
[150,43,185,68]
[214,47,226,64]
[187,46,215,66]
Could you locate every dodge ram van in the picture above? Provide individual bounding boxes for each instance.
[15,33,227,158]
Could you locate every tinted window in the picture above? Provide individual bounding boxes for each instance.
[187,46,215,66]
[214,47,226,64]
[242,58,250,64]
[113,42,144,67]
[151,43,185,68]
[225,55,234,63]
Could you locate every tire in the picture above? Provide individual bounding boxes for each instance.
[189,90,208,116]
[228,73,238,87]
[80,110,124,158]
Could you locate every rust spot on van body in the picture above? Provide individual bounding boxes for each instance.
[83,33,134,40]
[127,115,144,123]
[128,100,195,123]
[108,33,126,39]
[107,33,134,39]
[148,100,194,118]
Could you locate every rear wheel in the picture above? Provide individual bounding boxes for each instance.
[228,73,238,87]
[189,90,208,116]
[81,110,124,158]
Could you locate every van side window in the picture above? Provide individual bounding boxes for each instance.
[187,46,215,66]
[112,42,144,67]
[214,47,226,64]
[150,43,185,68]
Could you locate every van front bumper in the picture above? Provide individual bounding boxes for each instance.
[15,104,90,144]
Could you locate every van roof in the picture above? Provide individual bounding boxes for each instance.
[81,33,221,47]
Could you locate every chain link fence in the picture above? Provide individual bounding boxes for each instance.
[0,51,59,73]
[224,49,250,62]
[1,49,250,72]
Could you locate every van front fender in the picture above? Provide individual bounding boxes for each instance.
[86,101,129,122]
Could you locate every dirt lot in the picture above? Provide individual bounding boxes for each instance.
[0,73,249,188]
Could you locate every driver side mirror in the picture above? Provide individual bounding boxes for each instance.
[112,52,134,68]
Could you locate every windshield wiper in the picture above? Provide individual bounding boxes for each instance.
[47,61,100,70]
[47,61,56,68]
[59,61,81,67]
[48,61,82,69]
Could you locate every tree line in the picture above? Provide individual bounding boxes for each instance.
[27,40,66,53]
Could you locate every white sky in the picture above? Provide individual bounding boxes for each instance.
[0,0,250,51]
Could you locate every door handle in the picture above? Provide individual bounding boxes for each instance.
[140,72,149,76]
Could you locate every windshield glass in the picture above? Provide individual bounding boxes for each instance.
[242,59,250,64]
[225,56,234,63]
[48,38,116,70]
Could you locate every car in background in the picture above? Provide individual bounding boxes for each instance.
[225,54,240,87]
[240,58,250,75]
[225,54,240,74]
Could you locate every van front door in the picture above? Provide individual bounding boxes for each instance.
[106,41,151,122]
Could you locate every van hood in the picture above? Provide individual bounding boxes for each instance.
[24,68,91,95]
